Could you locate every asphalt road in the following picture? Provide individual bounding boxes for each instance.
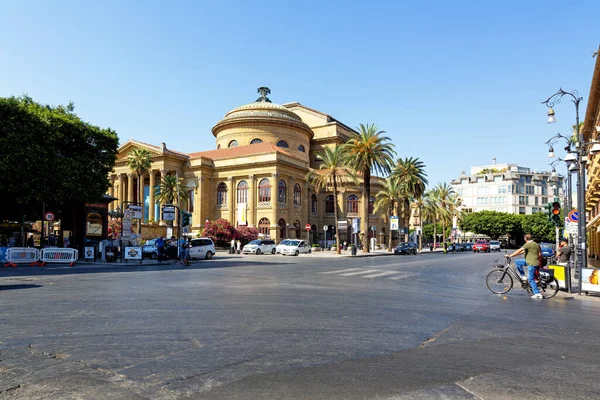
[1,252,599,399]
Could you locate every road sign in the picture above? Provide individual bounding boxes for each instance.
[566,222,578,235]
[390,216,399,231]
[162,205,175,221]
[338,220,348,231]
[323,225,328,231]
[305,224,311,231]
[127,205,142,219]
[182,226,189,234]
[568,210,578,223]
[44,212,55,221]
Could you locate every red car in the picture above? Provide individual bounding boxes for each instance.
[473,240,490,253]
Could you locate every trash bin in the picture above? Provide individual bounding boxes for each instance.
[351,246,357,256]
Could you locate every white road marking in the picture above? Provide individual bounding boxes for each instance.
[361,271,401,279]
[340,269,379,276]
[319,268,363,274]
[387,273,416,280]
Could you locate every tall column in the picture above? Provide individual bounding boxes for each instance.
[228,177,234,224]
[109,175,116,210]
[149,170,156,222]
[288,176,294,230]
[196,176,204,227]
[159,169,167,225]
[127,173,134,203]
[303,182,309,241]
[248,175,256,227]
[119,174,126,208]
[271,173,279,240]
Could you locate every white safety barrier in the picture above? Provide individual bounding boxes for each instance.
[39,248,78,267]
[4,247,40,267]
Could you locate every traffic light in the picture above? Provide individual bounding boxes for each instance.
[181,212,191,227]
[546,202,553,222]
[551,201,561,226]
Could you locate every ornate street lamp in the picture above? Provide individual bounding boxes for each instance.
[542,88,588,275]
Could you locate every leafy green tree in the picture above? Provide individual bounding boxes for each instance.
[307,145,356,254]
[0,95,118,219]
[155,175,189,227]
[522,211,559,243]
[459,210,523,240]
[343,123,396,252]
[422,223,451,243]
[126,147,152,232]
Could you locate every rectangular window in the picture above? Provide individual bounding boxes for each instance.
[188,190,194,212]
[526,196,530,205]
[519,207,526,215]
[535,197,539,205]
[542,197,548,204]
[519,196,526,205]
[526,186,534,195]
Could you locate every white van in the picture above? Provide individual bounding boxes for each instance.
[188,238,215,260]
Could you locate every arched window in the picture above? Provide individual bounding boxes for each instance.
[259,217,270,235]
[369,196,375,214]
[347,195,359,213]
[278,218,287,239]
[294,220,301,239]
[259,178,271,202]
[86,212,103,237]
[250,138,263,145]
[311,194,317,214]
[325,195,335,213]
[293,184,301,207]
[276,140,289,148]
[228,140,238,148]
[237,180,248,204]
[278,179,287,203]
[298,145,305,152]
[217,182,227,205]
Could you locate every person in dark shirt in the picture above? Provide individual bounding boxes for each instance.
[155,236,165,261]
[557,238,571,265]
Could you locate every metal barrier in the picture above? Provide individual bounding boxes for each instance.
[39,248,78,267]
[3,247,40,267]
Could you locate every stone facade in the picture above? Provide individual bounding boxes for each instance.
[109,90,388,244]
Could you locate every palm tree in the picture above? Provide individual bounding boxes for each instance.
[449,194,465,241]
[155,174,189,226]
[126,147,152,233]
[343,123,396,252]
[374,178,404,252]
[412,195,427,252]
[392,157,428,242]
[307,145,357,255]
[433,182,455,245]
[420,191,440,249]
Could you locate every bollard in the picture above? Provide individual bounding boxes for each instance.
[351,246,357,256]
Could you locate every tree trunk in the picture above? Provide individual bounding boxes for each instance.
[404,198,410,242]
[433,220,437,250]
[419,205,423,252]
[333,174,341,255]
[363,169,371,253]
[138,172,143,234]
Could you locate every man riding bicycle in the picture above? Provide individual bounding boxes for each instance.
[505,234,543,299]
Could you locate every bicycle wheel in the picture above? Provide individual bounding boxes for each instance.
[539,278,559,299]
[486,270,513,294]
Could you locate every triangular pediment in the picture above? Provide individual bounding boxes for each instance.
[116,139,189,162]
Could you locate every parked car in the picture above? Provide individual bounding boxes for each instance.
[540,243,556,258]
[281,240,311,256]
[463,242,473,251]
[242,239,276,255]
[489,240,501,252]
[142,238,160,259]
[188,237,215,260]
[394,242,417,255]
[473,240,490,253]
[276,240,291,254]
[454,243,465,252]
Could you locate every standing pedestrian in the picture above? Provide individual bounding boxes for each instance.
[236,239,241,254]
[156,236,165,262]
[557,238,571,266]
[231,239,236,254]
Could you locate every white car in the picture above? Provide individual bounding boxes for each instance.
[276,240,291,254]
[188,238,215,260]
[242,239,276,255]
[489,240,501,252]
[281,240,311,256]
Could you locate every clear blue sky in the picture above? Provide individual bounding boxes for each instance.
[1,1,599,187]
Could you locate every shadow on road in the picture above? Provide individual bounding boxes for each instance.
[0,283,44,290]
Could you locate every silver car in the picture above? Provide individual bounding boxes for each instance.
[281,240,311,256]
[276,240,291,254]
[489,240,501,252]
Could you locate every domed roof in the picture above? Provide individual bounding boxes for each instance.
[222,101,303,122]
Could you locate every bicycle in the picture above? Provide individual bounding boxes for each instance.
[485,257,560,299]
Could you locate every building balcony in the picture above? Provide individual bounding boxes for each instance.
[258,201,272,208]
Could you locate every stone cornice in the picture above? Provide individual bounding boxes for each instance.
[212,116,314,139]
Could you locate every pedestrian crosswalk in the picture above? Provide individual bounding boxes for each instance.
[318,268,416,281]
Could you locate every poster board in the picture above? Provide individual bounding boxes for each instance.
[581,268,600,293]
[124,246,142,260]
